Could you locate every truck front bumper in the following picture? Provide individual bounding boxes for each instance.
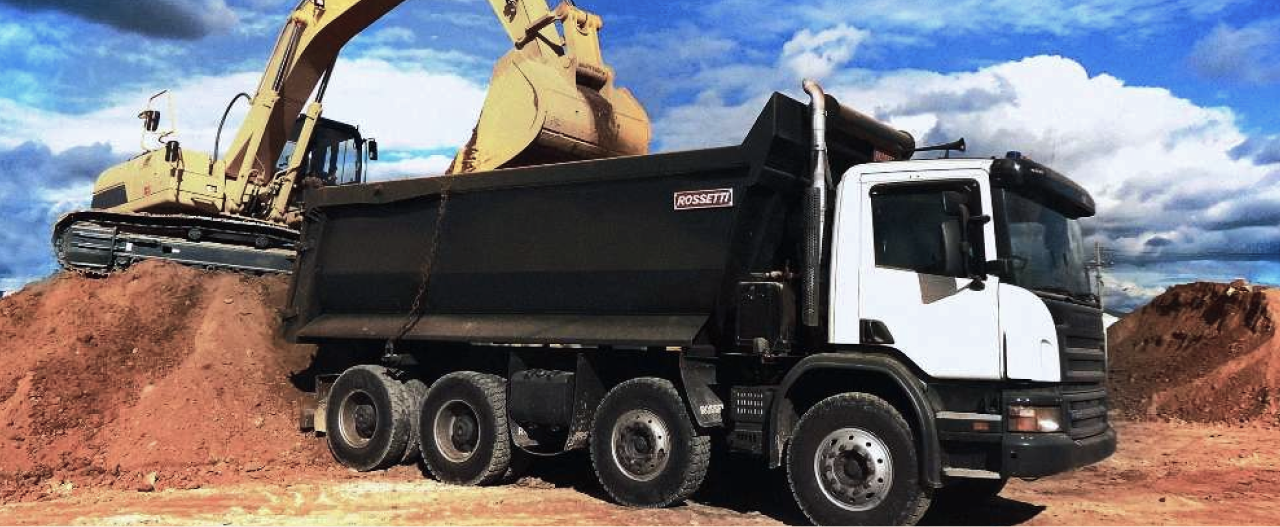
[1002,425,1116,478]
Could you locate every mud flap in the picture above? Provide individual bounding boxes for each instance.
[680,355,724,428]
[300,374,339,434]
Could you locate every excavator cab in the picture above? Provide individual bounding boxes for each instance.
[277,117,369,188]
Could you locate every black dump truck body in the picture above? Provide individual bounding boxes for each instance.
[284,88,1114,526]
[285,93,878,350]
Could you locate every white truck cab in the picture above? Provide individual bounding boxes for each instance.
[831,156,1094,384]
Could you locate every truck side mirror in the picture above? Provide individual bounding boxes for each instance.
[140,110,161,132]
[985,259,1014,279]
[367,139,378,161]
[939,220,966,277]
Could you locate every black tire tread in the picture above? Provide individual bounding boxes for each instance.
[787,392,932,526]
[327,365,413,472]
[422,371,512,486]
[401,378,429,464]
[590,377,711,508]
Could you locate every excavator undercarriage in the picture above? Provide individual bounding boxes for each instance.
[56,212,297,275]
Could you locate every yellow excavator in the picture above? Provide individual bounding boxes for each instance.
[53,0,649,274]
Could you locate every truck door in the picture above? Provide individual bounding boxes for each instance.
[855,175,1003,380]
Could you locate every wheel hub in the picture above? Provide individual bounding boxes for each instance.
[611,409,670,482]
[337,390,379,448]
[813,427,894,512]
[434,399,481,462]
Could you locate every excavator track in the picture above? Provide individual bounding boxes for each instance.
[52,211,299,276]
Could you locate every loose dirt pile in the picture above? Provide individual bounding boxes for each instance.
[1108,281,1280,425]
[0,261,339,502]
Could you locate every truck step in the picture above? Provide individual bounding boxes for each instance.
[943,467,1003,480]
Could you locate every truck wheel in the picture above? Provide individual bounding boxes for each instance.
[400,378,429,464]
[325,365,413,472]
[590,377,710,508]
[938,477,1007,505]
[787,393,932,526]
[419,372,512,486]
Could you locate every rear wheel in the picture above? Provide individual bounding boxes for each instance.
[400,378,429,464]
[418,372,513,485]
[786,393,932,525]
[590,377,710,507]
[325,365,413,472]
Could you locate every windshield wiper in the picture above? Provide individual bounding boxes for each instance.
[1032,286,1100,306]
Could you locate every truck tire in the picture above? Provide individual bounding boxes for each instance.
[418,372,512,486]
[786,393,932,526]
[400,378,429,464]
[938,476,1007,504]
[325,365,413,472]
[590,377,710,508]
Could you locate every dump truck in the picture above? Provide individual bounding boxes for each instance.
[283,81,1115,525]
[53,0,648,275]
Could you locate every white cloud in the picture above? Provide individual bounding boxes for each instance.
[1188,19,1280,85]
[0,56,486,157]
[367,154,455,182]
[707,0,1245,39]
[780,25,869,80]
[366,27,416,45]
[656,54,1280,309]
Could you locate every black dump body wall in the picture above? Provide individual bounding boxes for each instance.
[284,93,891,350]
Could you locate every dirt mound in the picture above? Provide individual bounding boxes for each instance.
[1108,281,1280,425]
[0,261,341,502]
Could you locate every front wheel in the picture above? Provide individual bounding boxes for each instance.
[786,393,932,525]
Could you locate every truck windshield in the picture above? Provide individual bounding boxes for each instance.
[999,190,1094,303]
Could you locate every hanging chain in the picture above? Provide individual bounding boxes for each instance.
[386,180,452,355]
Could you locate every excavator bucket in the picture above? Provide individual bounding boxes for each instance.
[450,2,651,174]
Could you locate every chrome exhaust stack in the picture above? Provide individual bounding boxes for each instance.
[801,79,830,328]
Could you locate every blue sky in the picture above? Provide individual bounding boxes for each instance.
[1,0,1279,311]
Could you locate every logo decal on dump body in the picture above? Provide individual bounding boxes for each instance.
[674,188,734,210]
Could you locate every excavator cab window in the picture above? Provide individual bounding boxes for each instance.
[276,116,365,187]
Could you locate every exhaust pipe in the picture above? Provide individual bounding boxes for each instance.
[801,79,830,328]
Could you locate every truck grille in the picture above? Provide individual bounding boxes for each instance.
[1063,346,1107,383]
[1041,297,1108,384]
[1064,386,1108,439]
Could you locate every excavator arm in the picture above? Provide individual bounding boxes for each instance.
[219,0,649,224]
[219,0,407,222]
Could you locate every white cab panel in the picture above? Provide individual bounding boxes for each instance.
[999,284,1061,382]
[828,175,862,344]
[831,167,1004,380]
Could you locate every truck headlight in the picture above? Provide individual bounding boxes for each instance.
[1008,405,1062,433]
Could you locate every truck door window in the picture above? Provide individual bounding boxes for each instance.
[870,183,978,278]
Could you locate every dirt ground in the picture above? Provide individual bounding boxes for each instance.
[5,261,1280,525]
[1,421,1277,526]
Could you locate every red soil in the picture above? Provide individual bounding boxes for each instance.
[0,261,339,502]
[1108,281,1280,426]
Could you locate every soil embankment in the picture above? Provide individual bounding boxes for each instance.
[0,261,338,501]
[1108,281,1280,425]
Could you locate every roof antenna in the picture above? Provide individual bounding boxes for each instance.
[915,137,966,159]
